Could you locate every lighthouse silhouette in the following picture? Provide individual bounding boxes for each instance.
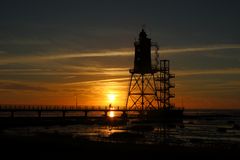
[133,29,152,73]
[126,29,175,115]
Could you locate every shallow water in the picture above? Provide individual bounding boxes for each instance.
[1,110,240,147]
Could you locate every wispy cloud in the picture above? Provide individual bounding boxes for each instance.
[0,50,132,64]
[1,44,240,64]
[0,39,51,45]
[175,68,240,76]
[64,77,130,86]
[0,81,52,92]
[0,51,6,54]
[0,67,129,76]
[160,44,240,55]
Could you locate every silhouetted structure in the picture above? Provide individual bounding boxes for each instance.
[0,29,183,121]
[157,60,176,109]
[126,29,179,117]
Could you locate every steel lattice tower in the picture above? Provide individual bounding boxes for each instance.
[126,29,175,113]
[156,60,175,109]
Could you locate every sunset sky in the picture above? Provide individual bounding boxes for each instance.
[0,0,239,109]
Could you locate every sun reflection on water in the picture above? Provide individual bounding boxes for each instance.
[109,111,115,118]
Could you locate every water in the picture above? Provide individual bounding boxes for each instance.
[1,109,240,148]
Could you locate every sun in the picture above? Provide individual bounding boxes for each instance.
[107,93,116,104]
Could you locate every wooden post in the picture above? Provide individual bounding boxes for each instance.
[38,111,41,118]
[104,111,108,117]
[121,111,128,120]
[11,111,14,118]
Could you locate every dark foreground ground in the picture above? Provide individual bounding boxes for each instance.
[0,132,239,159]
[1,116,240,159]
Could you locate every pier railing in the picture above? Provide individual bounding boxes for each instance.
[0,104,184,118]
[0,104,140,118]
[0,104,130,111]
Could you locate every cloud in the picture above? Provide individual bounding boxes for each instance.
[0,51,6,54]
[1,44,240,65]
[175,68,240,76]
[0,67,129,76]
[0,39,51,45]
[0,81,52,92]
[64,77,130,86]
[160,44,240,55]
[0,50,132,64]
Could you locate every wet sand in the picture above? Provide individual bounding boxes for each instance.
[1,116,240,159]
[0,131,239,159]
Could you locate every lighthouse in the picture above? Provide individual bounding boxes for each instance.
[126,29,176,115]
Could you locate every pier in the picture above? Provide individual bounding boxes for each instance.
[0,104,137,118]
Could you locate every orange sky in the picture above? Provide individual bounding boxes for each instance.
[0,49,239,110]
[0,1,240,109]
